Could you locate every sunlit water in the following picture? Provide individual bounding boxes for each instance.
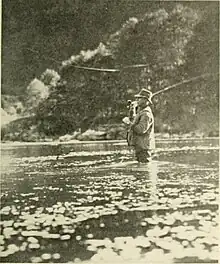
[0,138,219,263]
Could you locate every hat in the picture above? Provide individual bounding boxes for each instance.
[134,89,153,104]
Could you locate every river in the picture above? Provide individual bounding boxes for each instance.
[0,138,219,263]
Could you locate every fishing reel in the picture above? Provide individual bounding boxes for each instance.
[122,100,138,125]
[127,100,138,119]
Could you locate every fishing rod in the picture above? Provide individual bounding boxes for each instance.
[26,49,219,85]
[26,47,219,100]
[126,71,219,119]
[26,48,177,73]
[26,48,140,72]
[152,72,219,97]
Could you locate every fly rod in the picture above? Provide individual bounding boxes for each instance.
[126,71,219,119]
[152,72,219,98]
[26,48,219,96]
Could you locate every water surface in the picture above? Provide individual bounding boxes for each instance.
[0,138,219,263]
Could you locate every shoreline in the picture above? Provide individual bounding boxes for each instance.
[1,137,219,148]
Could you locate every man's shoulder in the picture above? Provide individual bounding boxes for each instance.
[139,107,153,120]
[141,106,152,115]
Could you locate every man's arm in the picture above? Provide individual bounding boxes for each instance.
[131,112,152,135]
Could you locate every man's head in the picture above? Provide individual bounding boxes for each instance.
[134,89,153,108]
[136,97,150,108]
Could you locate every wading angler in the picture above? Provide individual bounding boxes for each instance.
[123,89,155,163]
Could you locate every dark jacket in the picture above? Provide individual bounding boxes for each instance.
[127,106,155,150]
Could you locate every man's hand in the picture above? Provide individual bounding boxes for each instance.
[122,116,131,125]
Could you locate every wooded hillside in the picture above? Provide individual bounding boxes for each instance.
[1,1,219,141]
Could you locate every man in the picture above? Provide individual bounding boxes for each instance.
[123,88,155,163]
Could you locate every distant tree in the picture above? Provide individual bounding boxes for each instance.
[24,78,49,114]
[189,3,219,132]
[21,3,219,136]
[3,1,219,139]
[2,0,167,94]
[162,2,219,132]
[40,69,61,88]
[40,4,199,134]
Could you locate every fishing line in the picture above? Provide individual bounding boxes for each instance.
[26,48,219,95]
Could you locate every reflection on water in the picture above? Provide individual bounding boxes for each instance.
[148,162,159,204]
[0,139,219,263]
